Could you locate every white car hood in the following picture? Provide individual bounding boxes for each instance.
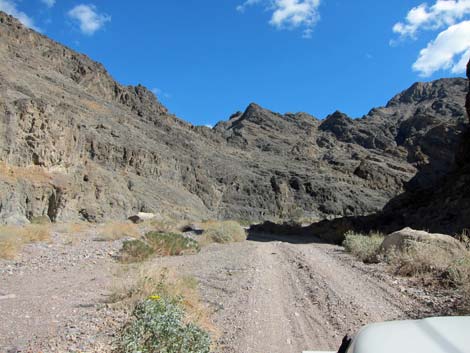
[348,316,470,353]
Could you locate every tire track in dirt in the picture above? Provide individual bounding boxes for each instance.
[224,234,428,353]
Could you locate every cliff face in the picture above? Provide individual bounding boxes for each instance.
[0,11,468,224]
[374,60,470,234]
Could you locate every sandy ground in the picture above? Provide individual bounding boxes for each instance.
[0,231,454,353]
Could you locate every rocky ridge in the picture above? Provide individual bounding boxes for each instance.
[0,11,468,224]
[258,59,470,242]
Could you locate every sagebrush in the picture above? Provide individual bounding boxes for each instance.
[342,231,384,263]
[113,267,214,353]
[116,296,211,353]
[200,221,246,245]
[119,232,200,263]
[145,231,200,256]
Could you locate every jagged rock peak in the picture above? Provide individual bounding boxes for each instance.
[239,102,276,121]
[319,111,352,130]
[387,78,467,107]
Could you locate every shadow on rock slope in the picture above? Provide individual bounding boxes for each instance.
[252,59,470,244]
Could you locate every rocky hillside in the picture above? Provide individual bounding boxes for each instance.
[373,60,470,235]
[0,11,467,224]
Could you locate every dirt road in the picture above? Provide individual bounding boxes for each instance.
[158,232,431,353]
[0,231,437,353]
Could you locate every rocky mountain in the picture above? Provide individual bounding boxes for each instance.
[0,11,468,224]
[371,60,470,235]
[260,62,470,243]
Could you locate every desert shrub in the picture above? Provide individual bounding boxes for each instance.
[120,239,154,263]
[457,229,470,250]
[118,232,199,263]
[113,267,214,353]
[116,296,211,353]
[141,217,189,234]
[387,241,470,302]
[111,267,213,330]
[343,231,384,263]
[386,242,457,277]
[449,254,470,301]
[0,224,51,259]
[145,232,200,256]
[200,221,246,245]
[0,232,21,259]
[96,221,140,241]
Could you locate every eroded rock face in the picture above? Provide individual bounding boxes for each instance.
[0,11,468,223]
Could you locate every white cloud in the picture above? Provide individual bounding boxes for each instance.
[67,4,110,35]
[413,20,470,76]
[237,0,262,12]
[393,0,470,76]
[237,0,321,38]
[0,0,38,30]
[41,0,55,8]
[393,0,470,38]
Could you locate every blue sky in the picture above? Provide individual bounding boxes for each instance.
[2,1,470,126]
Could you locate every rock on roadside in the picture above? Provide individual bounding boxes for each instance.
[380,227,464,255]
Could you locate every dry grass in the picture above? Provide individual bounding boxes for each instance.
[199,221,246,245]
[110,265,217,336]
[456,229,470,250]
[140,217,188,234]
[386,243,457,277]
[449,255,470,302]
[342,231,384,263]
[0,224,51,259]
[96,221,141,241]
[344,230,470,303]
[53,222,91,234]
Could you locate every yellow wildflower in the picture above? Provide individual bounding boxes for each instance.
[148,295,161,301]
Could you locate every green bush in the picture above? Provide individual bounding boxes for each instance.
[119,233,200,263]
[343,231,384,263]
[145,232,200,256]
[120,239,154,263]
[201,221,246,244]
[116,297,211,353]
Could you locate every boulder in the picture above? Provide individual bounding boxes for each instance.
[380,227,464,255]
